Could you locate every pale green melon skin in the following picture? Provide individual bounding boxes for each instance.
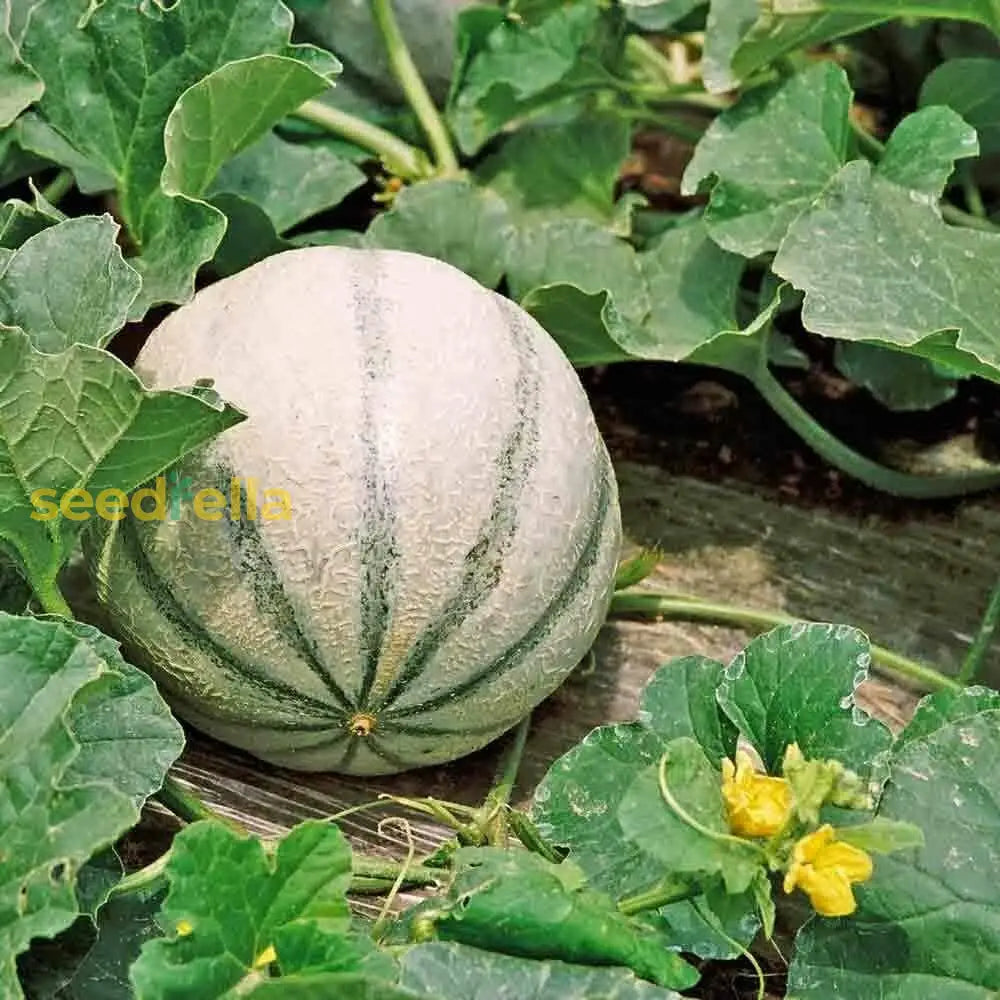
[88,247,621,775]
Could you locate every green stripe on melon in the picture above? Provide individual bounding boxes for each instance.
[86,247,621,775]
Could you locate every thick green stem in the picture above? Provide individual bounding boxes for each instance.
[477,714,532,846]
[34,579,73,618]
[293,99,433,180]
[617,876,700,916]
[370,0,459,176]
[156,775,248,833]
[39,169,74,206]
[750,359,1000,499]
[352,855,441,887]
[958,574,1000,683]
[610,590,964,693]
[624,33,678,88]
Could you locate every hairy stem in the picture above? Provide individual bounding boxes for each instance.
[617,875,700,916]
[293,99,433,180]
[478,714,532,846]
[610,591,963,693]
[958,574,1000,683]
[34,579,73,618]
[156,775,248,833]
[370,0,459,176]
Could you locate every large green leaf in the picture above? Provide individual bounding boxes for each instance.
[0,22,41,128]
[0,216,140,351]
[773,158,1000,382]
[0,613,183,1000]
[920,57,1000,155]
[531,657,754,958]
[447,1,612,154]
[364,178,514,288]
[702,0,882,92]
[834,342,960,412]
[0,331,244,605]
[17,0,339,317]
[787,707,1000,997]
[617,738,764,895]
[681,61,852,257]
[508,219,650,351]
[400,942,686,999]
[421,848,699,990]
[621,221,746,361]
[475,113,632,227]
[130,819,354,999]
[716,623,893,776]
[209,131,366,235]
[0,191,62,252]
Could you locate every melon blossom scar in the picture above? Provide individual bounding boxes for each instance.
[29,471,293,523]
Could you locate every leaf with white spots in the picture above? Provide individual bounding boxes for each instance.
[715,623,893,775]
[788,708,1000,998]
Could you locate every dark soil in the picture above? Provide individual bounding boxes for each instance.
[584,356,1000,524]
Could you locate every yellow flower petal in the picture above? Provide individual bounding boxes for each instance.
[783,825,874,917]
[721,752,793,838]
[175,919,193,937]
[794,866,859,917]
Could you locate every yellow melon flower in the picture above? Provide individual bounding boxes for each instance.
[783,824,873,917]
[721,750,793,838]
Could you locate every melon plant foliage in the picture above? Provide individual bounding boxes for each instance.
[1,1,1000,998]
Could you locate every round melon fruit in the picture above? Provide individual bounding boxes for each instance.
[88,246,621,776]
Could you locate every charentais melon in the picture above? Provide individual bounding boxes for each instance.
[87,246,621,775]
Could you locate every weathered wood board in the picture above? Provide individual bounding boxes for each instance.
[123,459,1000,915]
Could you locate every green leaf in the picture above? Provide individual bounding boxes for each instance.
[716,623,893,776]
[765,0,1000,35]
[0,216,140,351]
[617,738,764,894]
[532,723,669,895]
[364,178,514,288]
[622,220,746,361]
[894,685,1000,749]
[18,0,339,318]
[0,613,183,1000]
[241,976,421,999]
[130,819,353,1000]
[0,25,41,128]
[788,708,1000,997]
[834,342,960,412]
[681,61,852,257]
[876,105,979,197]
[424,848,699,990]
[19,886,165,1000]
[208,192,293,279]
[834,817,925,854]
[702,0,881,93]
[532,657,755,958]
[209,131,366,235]
[509,219,650,351]
[772,158,1000,382]
[0,191,62,251]
[516,285,635,365]
[0,331,244,605]
[400,941,686,999]
[636,655,738,764]
[920,57,1000,155]
[447,2,609,154]
[475,113,632,227]
[12,114,114,195]
[622,0,703,30]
